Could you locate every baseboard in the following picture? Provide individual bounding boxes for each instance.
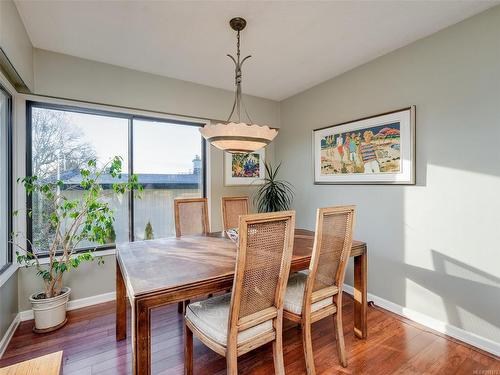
[343,284,499,357]
[19,291,116,321]
[0,313,20,358]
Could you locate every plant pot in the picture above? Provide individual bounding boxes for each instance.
[29,287,71,333]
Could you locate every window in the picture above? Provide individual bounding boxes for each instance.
[27,102,205,255]
[28,105,129,254]
[133,118,203,240]
[0,85,12,273]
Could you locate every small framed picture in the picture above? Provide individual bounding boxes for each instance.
[224,149,265,186]
[313,106,415,184]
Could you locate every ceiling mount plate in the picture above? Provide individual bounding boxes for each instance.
[229,17,247,32]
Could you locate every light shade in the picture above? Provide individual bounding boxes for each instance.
[200,122,278,153]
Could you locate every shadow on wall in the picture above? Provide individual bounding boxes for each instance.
[404,250,500,331]
[342,188,408,311]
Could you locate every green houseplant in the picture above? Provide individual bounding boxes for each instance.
[13,156,142,332]
[253,162,294,213]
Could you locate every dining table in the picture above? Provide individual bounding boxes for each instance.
[115,228,368,375]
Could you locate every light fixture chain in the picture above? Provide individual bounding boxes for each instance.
[236,30,242,122]
[237,30,241,64]
[226,20,253,124]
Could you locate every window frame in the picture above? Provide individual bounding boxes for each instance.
[0,83,13,274]
[26,100,207,257]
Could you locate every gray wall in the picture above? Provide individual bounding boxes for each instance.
[277,6,500,344]
[0,273,18,345]
[18,255,115,311]
[0,0,34,90]
[0,70,21,349]
[33,49,280,128]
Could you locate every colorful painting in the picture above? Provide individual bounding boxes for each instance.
[231,153,260,177]
[313,107,415,184]
[320,122,401,175]
[224,148,265,186]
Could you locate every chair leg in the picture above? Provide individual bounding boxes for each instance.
[226,347,238,375]
[184,322,193,375]
[272,321,285,375]
[301,320,316,375]
[334,310,347,367]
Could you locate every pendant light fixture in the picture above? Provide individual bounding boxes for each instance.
[200,17,278,154]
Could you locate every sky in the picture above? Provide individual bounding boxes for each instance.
[68,112,202,174]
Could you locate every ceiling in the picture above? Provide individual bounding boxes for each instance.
[15,1,497,101]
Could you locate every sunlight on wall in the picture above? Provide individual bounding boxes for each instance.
[404,164,499,274]
[403,164,500,341]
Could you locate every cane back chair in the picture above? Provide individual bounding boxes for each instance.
[174,197,210,312]
[221,196,249,232]
[184,211,296,375]
[283,206,355,374]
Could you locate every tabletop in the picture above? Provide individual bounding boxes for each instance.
[116,229,366,298]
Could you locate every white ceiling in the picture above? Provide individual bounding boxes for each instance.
[15,1,497,101]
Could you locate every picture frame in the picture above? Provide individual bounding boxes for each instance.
[224,149,266,186]
[313,106,415,185]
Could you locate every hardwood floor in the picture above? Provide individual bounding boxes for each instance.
[0,294,498,374]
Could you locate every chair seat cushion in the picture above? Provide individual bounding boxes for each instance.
[284,272,335,315]
[185,293,273,346]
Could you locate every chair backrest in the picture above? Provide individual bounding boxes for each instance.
[304,206,355,307]
[174,198,209,237]
[228,211,295,334]
[221,196,249,231]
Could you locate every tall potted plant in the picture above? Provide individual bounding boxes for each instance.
[13,156,142,333]
[253,162,294,213]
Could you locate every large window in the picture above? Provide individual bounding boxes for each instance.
[133,119,203,240]
[0,85,12,273]
[27,102,205,255]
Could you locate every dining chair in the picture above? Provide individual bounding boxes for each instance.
[221,196,249,232]
[174,197,210,237]
[283,206,355,374]
[174,197,210,313]
[184,211,296,375]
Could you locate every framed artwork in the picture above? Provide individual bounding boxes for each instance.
[224,149,265,186]
[313,106,415,184]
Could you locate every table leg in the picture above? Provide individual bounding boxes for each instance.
[132,299,151,375]
[353,249,368,339]
[116,259,126,341]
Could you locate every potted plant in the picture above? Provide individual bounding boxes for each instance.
[13,156,142,333]
[253,162,294,212]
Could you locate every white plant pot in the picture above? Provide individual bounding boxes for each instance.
[29,287,71,333]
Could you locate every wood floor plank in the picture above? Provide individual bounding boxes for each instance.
[1,294,498,374]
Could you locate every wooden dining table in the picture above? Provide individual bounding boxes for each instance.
[115,229,368,375]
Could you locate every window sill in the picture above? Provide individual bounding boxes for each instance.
[0,264,18,288]
[35,248,117,265]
